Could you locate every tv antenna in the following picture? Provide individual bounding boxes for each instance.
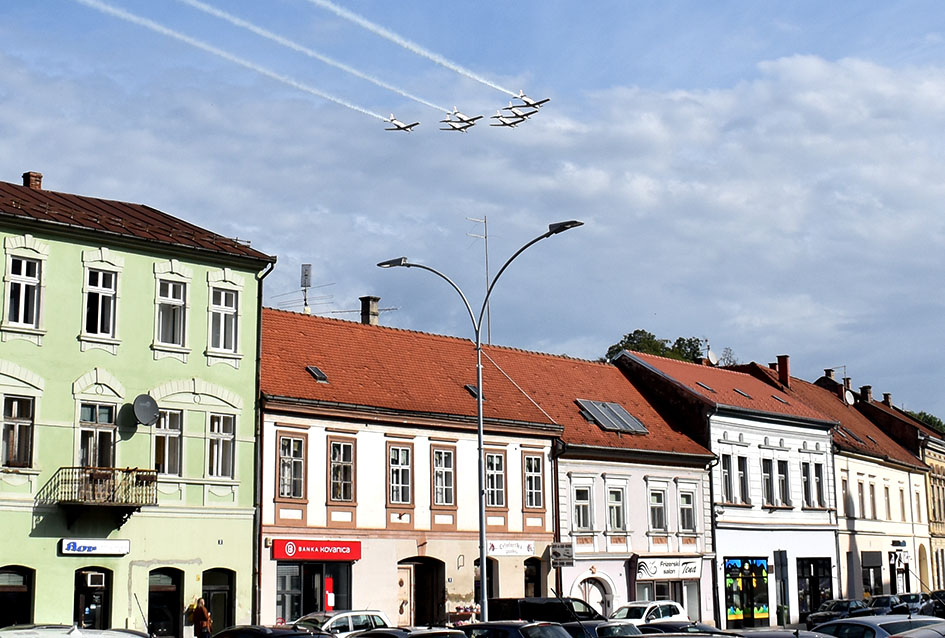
[467,216,491,343]
[271,265,334,313]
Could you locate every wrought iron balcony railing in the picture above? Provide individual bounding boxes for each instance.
[39,466,158,508]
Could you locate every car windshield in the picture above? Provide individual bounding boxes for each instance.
[870,597,893,606]
[522,625,575,638]
[900,594,922,603]
[618,608,648,620]
[597,625,642,637]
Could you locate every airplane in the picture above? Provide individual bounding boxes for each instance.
[385,114,420,132]
[500,101,539,119]
[446,107,483,124]
[489,110,527,128]
[439,107,483,132]
[513,90,550,109]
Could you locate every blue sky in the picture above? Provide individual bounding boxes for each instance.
[2,1,945,417]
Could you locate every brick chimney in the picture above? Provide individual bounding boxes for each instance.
[777,354,790,388]
[22,171,42,189]
[359,295,380,326]
[883,393,892,407]
[860,385,873,403]
[843,377,852,390]
[824,368,835,380]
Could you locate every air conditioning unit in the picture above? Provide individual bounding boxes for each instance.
[86,572,106,588]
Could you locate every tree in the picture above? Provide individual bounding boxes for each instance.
[605,330,710,363]
[907,410,945,433]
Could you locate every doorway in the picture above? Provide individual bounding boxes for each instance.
[724,557,770,629]
[202,569,234,634]
[74,567,112,629]
[399,556,446,626]
[0,566,34,627]
[149,568,183,638]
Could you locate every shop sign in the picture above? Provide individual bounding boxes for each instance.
[549,542,574,567]
[487,540,535,556]
[636,556,702,580]
[273,539,361,561]
[60,538,130,555]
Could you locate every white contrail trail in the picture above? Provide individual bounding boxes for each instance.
[176,0,449,113]
[303,0,517,97]
[73,0,388,121]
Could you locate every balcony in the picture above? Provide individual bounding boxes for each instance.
[38,466,158,527]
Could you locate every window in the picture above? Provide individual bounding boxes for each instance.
[777,460,790,505]
[885,486,892,520]
[209,287,238,352]
[737,456,750,504]
[79,403,116,467]
[680,491,695,532]
[608,487,625,531]
[649,489,666,531]
[2,396,34,468]
[84,269,117,337]
[721,454,733,502]
[279,436,304,499]
[524,454,543,509]
[208,413,234,478]
[842,477,849,516]
[762,459,774,505]
[901,488,906,521]
[432,448,454,506]
[859,482,866,518]
[330,440,354,502]
[814,463,825,507]
[574,486,592,530]
[388,445,411,505]
[157,279,186,346]
[870,484,878,520]
[485,452,505,507]
[154,409,182,475]
[802,462,812,506]
[917,492,923,523]
[6,257,41,328]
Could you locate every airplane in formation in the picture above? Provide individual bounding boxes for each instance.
[385,114,420,132]
[500,101,539,120]
[489,110,527,128]
[440,107,483,133]
[514,90,550,109]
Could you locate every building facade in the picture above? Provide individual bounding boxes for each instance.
[0,172,274,631]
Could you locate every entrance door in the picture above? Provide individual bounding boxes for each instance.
[396,566,413,627]
[724,558,770,629]
[203,569,234,635]
[797,558,832,624]
[74,568,111,629]
[398,557,446,626]
[0,566,34,627]
[149,568,183,638]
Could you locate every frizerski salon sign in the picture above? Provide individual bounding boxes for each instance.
[636,557,702,580]
[60,539,131,555]
[487,540,535,557]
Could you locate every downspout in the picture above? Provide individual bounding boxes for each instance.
[253,260,275,624]
[551,438,567,596]
[707,453,721,628]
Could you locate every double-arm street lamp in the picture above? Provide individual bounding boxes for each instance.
[377,220,583,621]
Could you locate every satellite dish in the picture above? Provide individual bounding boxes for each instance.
[844,390,856,406]
[706,349,719,366]
[133,394,160,425]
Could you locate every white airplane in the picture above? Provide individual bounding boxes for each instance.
[447,107,483,124]
[440,107,483,132]
[513,90,550,109]
[489,110,526,128]
[501,101,539,119]
[385,114,420,132]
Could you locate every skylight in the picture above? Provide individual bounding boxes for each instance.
[576,399,648,434]
[843,427,865,444]
[464,384,482,399]
[696,381,716,393]
[734,388,752,399]
[772,395,789,404]
[305,365,328,383]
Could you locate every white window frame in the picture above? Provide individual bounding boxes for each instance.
[485,451,505,507]
[329,439,355,502]
[762,458,775,505]
[432,448,454,507]
[802,461,812,507]
[649,488,667,531]
[679,490,696,532]
[2,395,34,468]
[153,409,182,476]
[2,234,49,344]
[208,413,235,479]
[152,260,192,362]
[206,269,245,367]
[720,454,733,502]
[737,455,751,504]
[573,485,592,531]
[279,436,305,499]
[79,248,124,353]
[777,459,791,506]
[608,486,626,531]
[79,402,117,468]
[524,454,543,509]
[389,445,411,505]
[814,462,825,507]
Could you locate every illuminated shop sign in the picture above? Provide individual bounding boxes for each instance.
[272,539,361,561]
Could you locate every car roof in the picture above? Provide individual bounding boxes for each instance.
[463,622,562,628]
[0,629,152,638]
[817,614,940,626]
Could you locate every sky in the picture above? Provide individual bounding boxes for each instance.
[2,1,945,417]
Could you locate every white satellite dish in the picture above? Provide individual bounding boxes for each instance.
[133,394,160,425]
[844,390,856,406]
[706,349,719,366]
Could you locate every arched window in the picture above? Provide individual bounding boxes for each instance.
[0,565,34,627]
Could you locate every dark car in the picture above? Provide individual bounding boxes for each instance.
[900,594,936,616]
[351,629,466,638]
[216,625,334,638]
[460,620,575,638]
[636,622,731,635]
[809,614,944,638]
[806,600,873,629]
[488,599,605,624]
[865,596,909,616]
[561,620,642,638]
[739,631,833,638]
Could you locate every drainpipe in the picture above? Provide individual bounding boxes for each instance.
[253,260,275,624]
[551,438,567,596]
[707,453,721,628]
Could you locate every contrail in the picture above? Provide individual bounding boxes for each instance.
[73,0,388,121]
[176,0,449,113]
[303,0,517,97]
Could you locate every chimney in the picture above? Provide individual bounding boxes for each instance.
[824,368,835,380]
[776,354,790,388]
[22,171,42,190]
[860,385,873,403]
[359,295,380,326]
[883,393,892,407]
[768,362,777,370]
[843,377,852,390]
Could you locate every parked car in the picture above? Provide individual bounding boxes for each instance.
[637,622,731,635]
[0,627,149,638]
[460,621,574,638]
[863,596,909,616]
[927,592,945,618]
[561,620,642,638]
[610,602,688,626]
[217,625,334,638]
[894,622,945,638]
[293,611,394,637]
[806,599,873,629]
[740,631,833,638]
[900,594,936,616]
[349,628,466,638]
[488,599,605,623]
[808,614,943,638]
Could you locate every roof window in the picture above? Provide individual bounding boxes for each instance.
[305,365,328,383]
[734,388,753,399]
[771,395,789,404]
[696,381,716,393]
[576,399,648,434]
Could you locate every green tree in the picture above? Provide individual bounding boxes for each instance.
[605,329,709,363]
[907,410,945,433]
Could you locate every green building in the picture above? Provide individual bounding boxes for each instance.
[0,172,275,633]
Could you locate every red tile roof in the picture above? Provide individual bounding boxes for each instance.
[618,351,834,425]
[260,308,712,457]
[0,178,274,263]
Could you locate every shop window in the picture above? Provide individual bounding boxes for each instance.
[74,567,112,629]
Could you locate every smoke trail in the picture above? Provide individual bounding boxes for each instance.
[303,0,517,97]
[176,0,449,113]
[73,0,388,121]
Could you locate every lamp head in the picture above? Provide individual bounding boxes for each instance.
[548,220,584,235]
[377,257,409,268]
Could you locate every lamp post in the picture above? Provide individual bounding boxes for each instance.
[378,220,583,621]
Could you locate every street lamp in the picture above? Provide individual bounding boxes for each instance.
[378,220,583,620]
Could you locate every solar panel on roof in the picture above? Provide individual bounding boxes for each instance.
[576,398,648,434]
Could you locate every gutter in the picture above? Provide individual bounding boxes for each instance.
[253,259,275,624]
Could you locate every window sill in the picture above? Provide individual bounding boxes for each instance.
[764,504,794,511]
[1,324,45,345]
[152,343,190,362]
[79,334,120,354]
[802,505,832,512]
[717,501,753,509]
[205,349,243,369]
[0,466,40,475]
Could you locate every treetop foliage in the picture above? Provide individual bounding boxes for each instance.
[605,329,736,364]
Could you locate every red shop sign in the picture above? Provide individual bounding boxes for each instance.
[272,539,361,561]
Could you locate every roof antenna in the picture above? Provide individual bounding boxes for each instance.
[301,264,312,314]
[467,216,491,343]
